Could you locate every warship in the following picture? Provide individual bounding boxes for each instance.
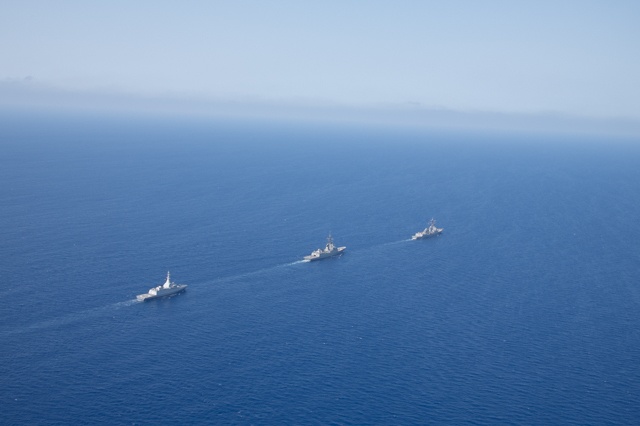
[412,218,443,240]
[304,235,346,261]
[137,271,187,302]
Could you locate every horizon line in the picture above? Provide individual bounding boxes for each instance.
[2,81,640,138]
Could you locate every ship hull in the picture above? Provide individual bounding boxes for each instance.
[304,247,346,261]
[412,230,443,240]
[137,285,187,302]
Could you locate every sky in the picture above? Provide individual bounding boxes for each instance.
[2,1,640,131]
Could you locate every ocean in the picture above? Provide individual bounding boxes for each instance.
[1,111,640,424]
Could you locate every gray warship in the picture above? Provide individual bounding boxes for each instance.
[412,218,443,240]
[137,271,187,302]
[304,235,346,261]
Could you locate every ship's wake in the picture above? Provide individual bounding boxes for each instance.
[211,259,308,285]
[385,238,413,245]
[3,299,139,336]
[5,238,416,336]
[281,259,309,266]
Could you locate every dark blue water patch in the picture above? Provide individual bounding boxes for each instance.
[1,112,640,424]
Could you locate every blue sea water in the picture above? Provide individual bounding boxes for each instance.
[1,111,640,424]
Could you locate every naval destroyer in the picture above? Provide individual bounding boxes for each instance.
[412,218,443,240]
[304,235,346,261]
[137,271,187,302]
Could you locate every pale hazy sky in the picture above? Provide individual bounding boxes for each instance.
[2,1,640,121]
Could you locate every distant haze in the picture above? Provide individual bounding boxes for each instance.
[2,1,640,133]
